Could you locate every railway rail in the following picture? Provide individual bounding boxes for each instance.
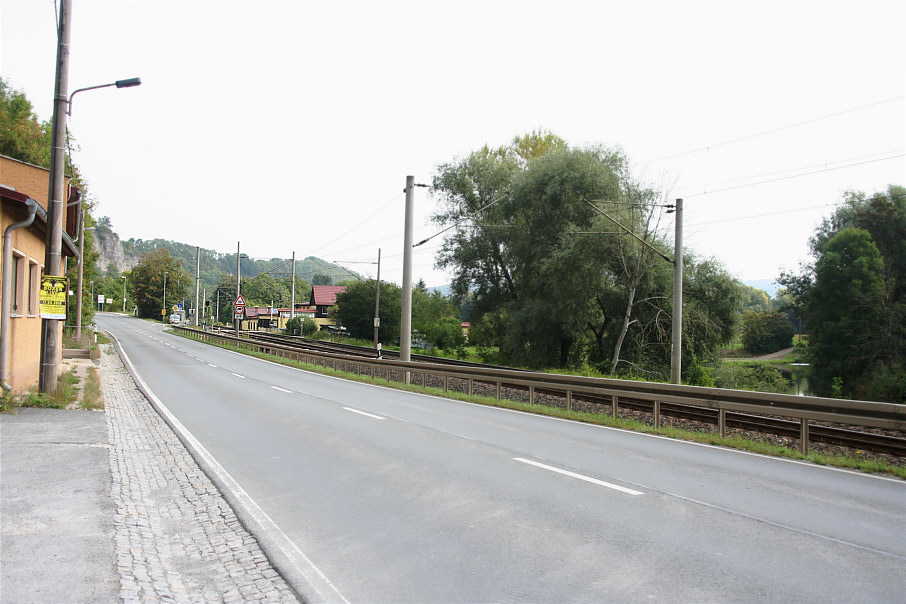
[189,328,905,458]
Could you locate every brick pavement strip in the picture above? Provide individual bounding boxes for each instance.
[100,344,300,603]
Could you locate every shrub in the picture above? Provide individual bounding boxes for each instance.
[741,311,795,355]
[712,363,794,394]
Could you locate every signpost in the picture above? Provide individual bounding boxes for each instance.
[234,294,245,321]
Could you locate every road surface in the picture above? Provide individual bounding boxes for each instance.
[97,314,906,603]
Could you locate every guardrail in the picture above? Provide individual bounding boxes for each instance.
[174,326,906,455]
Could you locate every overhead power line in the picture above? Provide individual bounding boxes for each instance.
[681,153,904,198]
[643,95,905,164]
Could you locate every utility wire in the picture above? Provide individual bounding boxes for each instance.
[308,191,403,256]
[643,95,905,164]
[676,148,905,192]
[414,191,511,247]
[681,153,904,198]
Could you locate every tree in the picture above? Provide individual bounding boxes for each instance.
[0,78,51,167]
[741,311,795,355]
[333,280,402,342]
[432,133,743,378]
[312,274,332,286]
[780,186,905,402]
[808,228,885,397]
[242,273,290,307]
[130,250,191,319]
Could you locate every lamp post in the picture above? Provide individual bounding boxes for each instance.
[39,0,141,392]
[122,275,127,313]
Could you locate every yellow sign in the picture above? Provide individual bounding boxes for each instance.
[39,276,68,319]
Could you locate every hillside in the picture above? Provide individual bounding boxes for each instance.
[92,217,355,291]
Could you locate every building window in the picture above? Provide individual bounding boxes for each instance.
[11,252,26,316]
[28,260,40,315]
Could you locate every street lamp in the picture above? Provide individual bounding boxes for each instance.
[40,1,142,393]
[67,78,141,116]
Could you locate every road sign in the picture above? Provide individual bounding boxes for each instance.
[235,294,245,306]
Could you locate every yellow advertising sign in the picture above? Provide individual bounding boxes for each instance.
[39,276,68,319]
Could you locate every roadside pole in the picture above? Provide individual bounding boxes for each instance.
[400,176,414,381]
[670,198,684,384]
[40,0,72,393]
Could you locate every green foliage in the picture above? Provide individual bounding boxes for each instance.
[130,249,191,319]
[711,363,794,394]
[284,317,316,337]
[433,133,744,377]
[301,317,317,336]
[242,273,290,307]
[284,317,302,335]
[334,280,402,342]
[423,316,467,351]
[781,186,905,402]
[741,311,795,355]
[739,285,773,312]
[0,77,52,167]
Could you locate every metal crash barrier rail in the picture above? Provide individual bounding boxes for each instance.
[173,326,906,455]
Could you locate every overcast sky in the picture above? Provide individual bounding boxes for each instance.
[3,0,904,290]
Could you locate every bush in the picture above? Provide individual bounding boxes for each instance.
[712,362,794,394]
[302,318,318,337]
[741,311,795,355]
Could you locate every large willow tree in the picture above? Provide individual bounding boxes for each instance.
[431,132,739,378]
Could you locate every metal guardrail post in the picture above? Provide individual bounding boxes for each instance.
[801,420,810,455]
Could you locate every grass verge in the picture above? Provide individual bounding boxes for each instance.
[179,332,906,479]
[80,366,104,410]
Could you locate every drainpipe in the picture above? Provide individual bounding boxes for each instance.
[2,198,46,392]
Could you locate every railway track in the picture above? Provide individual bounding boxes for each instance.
[211,329,906,458]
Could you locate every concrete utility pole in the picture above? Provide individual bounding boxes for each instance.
[400,176,415,370]
[194,246,200,326]
[670,198,684,384]
[234,241,241,338]
[75,208,85,338]
[40,0,72,393]
[373,248,382,352]
[290,251,296,322]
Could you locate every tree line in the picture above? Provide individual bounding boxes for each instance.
[5,77,900,402]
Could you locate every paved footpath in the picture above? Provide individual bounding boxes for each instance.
[2,345,300,603]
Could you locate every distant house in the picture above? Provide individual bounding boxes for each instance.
[310,285,346,329]
[1,155,80,393]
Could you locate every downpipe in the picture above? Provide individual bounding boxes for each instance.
[1,198,45,392]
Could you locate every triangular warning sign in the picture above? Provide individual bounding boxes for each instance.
[235,294,245,306]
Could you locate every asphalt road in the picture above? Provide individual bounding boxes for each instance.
[97,314,906,603]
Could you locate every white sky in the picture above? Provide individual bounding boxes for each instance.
[2,0,904,290]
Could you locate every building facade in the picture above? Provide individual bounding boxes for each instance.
[1,155,78,394]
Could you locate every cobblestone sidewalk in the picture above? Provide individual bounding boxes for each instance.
[100,345,300,603]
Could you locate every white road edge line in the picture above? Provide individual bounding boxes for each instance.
[514,458,644,496]
[110,331,350,604]
[342,407,385,420]
[271,386,292,393]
